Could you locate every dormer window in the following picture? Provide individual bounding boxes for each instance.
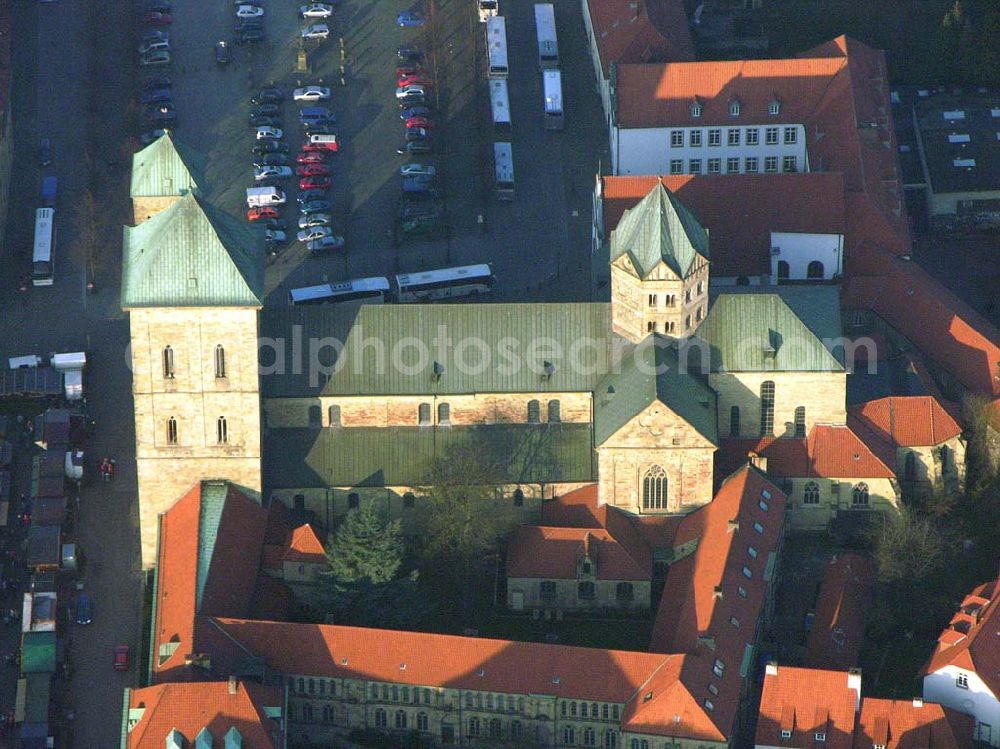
[780,730,792,740]
[769,99,781,116]
[691,102,703,118]
[815,733,826,743]
[729,100,740,117]
[874,745,886,749]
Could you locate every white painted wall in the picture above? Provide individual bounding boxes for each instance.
[612,125,808,176]
[769,232,844,282]
[924,666,1000,746]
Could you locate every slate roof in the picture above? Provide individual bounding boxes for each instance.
[124,682,284,749]
[755,665,860,749]
[129,132,204,198]
[594,335,718,446]
[853,698,974,749]
[260,303,613,398]
[121,193,263,308]
[692,289,845,373]
[610,182,709,279]
[584,0,693,79]
[507,526,650,581]
[848,396,962,448]
[264,424,596,489]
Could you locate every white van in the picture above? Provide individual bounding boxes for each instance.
[308,133,339,151]
[246,186,287,207]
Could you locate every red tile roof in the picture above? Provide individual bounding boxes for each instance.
[507,526,650,581]
[622,655,725,742]
[755,665,861,749]
[585,0,694,79]
[283,523,326,564]
[849,397,962,448]
[923,578,1000,699]
[804,554,873,672]
[601,174,846,277]
[542,485,604,527]
[650,466,787,740]
[853,698,974,749]
[125,681,283,749]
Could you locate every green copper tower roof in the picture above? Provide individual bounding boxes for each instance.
[129,131,205,198]
[610,183,709,279]
[121,193,263,308]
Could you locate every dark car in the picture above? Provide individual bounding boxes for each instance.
[76,593,93,625]
[236,28,265,44]
[145,104,177,125]
[300,199,333,214]
[400,204,444,222]
[397,45,423,61]
[252,141,290,155]
[140,88,172,105]
[249,114,282,128]
[252,104,280,117]
[38,138,52,167]
[297,189,328,204]
[302,119,337,135]
[399,105,431,120]
[398,138,432,154]
[146,0,171,12]
[235,17,263,30]
[260,218,288,231]
[254,153,289,167]
[405,127,430,142]
[113,644,130,672]
[215,40,231,65]
[252,87,284,105]
[397,95,426,110]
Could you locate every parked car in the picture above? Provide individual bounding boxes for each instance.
[142,76,172,90]
[140,88,172,105]
[405,127,430,142]
[300,199,332,214]
[144,10,172,24]
[247,206,280,221]
[146,0,171,11]
[302,120,337,135]
[252,87,283,105]
[263,229,287,243]
[296,163,330,177]
[397,74,433,88]
[255,165,293,181]
[140,29,169,44]
[76,594,93,625]
[138,39,170,55]
[395,84,426,100]
[405,116,436,129]
[146,103,177,125]
[298,213,332,228]
[398,138,433,154]
[236,27,265,44]
[297,226,333,243]
[400,204,444,221]
[301,138,339,153]
[139,129,168,145]
[255,126,283,140]
[300,2,334,17]
[140,49,171,66]
[215,40,231,64]
[113,644,130,672]
[297,189,328,204]
[260,218,288,231]
[397,45,424,62]
[307,235,346,252]
[400,163,436,178]
[234,18,263,33]
[396,64,423,77]
[255,153,290,167]
[293,86,331,102]
[400,215,441,233]
[299,176,332,191]
[296,151,328,164]
[299,106,335,124]
[397,95,426,109]
[399,106,431,120]
[249,114,282,128]
[403,187,441,202]
[301,23,330,40]
[403,176,437,192]
[396,11,425,27]
[252,140,290,155]
[235,4,264,18]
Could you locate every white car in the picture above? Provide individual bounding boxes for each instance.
[395,84,426,100]
[254,165,293,180]
[140,49,172,66]
[400,163,436,177]
[301,23,330,40]
[298,212,332,229]
[235,4,264,18]
[293,86,331,102]
[297,226,333,243]
[255,126,283,140]
[300,3,334,18]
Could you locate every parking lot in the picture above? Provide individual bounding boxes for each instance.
[162,0,608,304]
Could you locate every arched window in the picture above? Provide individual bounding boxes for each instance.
[904,452,916,480]
[759,381,775,436]
[488,718,501,738]
[486,694,493,710]
[807,260,824,279]
[417,712,428,731]
[605,730,618,749]
[216,416,228,444]
[437,402,450,424]
[940,445,951,474]
[513,488,524,507]
[418,402,431,425]
[374,709,387,729]
[395,710,407,729]
[527,399,541,423]
[616,582,634,601]
[578,581,595,600]
[794,406,806,438]
[564,727,576,745]
[695,306,703,322]
[697,281,704,296]
[647,321,656,333]
[547,399,561,423]
[585,728,597,746]
[642,465,668,510]
[730,406,741,437]
[214,345,226,378]
[166,416,178,445]
[511,721,523,740]
[685,315,692,330]
[308,405,321,428]
[468,717,481,737]
[163,345,175,379]
[852,483,869,507]
[328,405,341,427]
[803,481,819,505]
[777,260,789,280]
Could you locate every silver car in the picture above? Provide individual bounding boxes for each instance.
[297,226,333,243]
[302,23,330,40]
[300,3,334,17]
[298,213,333,229]
[307,234,346,252]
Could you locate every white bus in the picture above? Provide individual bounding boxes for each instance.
[486,16,508,78]
[488,78,511,133]
[289,276,390,306]
[31,208,55,287]
[533,4,559,68]
[493,142,514,201]
[542,69,564,130]
[477,0,498,22]
[394,264,496,302]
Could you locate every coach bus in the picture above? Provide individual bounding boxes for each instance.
[486,16,508,77]
[542,69,564,130]
[489,77,512,133]
[289,276,391,305]
[394,264,496,302]
[31,208,55,287]
[493,142,514,201]
[534,4,559,68]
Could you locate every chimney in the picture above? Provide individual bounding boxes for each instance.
[747,452,768,472]
[229,676,238,695]
[765,661,778,677]
[713,586,723,600]
[847,669,862,712]
[912,698,923,708]
[727,518,740,533]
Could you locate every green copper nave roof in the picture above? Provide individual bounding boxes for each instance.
[121,193,263,308]
[610,183,710,279]
[129,131,205,198]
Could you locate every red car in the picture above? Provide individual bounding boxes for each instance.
[296,151,328,164]
[113,644,130,672]
[396,64,422,77]
[299,176,332,190]
[296,163,330,177]
[405,117,436,129]
[397,74,433,88]
[144,11,172,24]
[247,206,280,221]
[301,139,339,153]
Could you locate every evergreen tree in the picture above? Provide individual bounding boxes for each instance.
[325,503,404,585]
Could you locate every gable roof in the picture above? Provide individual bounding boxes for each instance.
[125,681,283,749]
[923,578,1000,700]
[283,524,326,564]
[693,289,845,372]
[121,193,263,308]
[507,525,650,581]
[853,699,974,749]
[610,182,710,279]
[601,173,845,278]
[585,0,693,79]
[848,397,962,448]
[804,554,873,672]
[595,336,718,446]
[129,132,205,199]
[755,665,860,749]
